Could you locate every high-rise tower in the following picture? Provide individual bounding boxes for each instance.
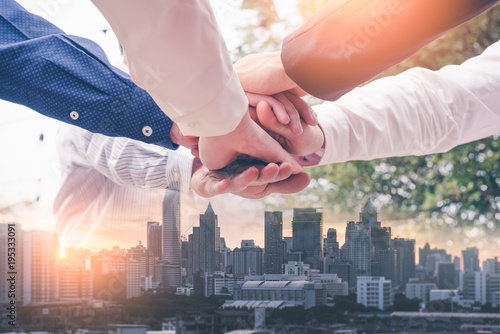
[162,188,182,287]
[264,211,286,274]
[292,208,323,270]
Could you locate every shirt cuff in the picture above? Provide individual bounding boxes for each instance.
[164,147,195,193]
[173,71,249,137]
[314,102,351,165]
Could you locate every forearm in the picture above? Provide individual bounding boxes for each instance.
[91,0,248,137]
[59,126,194,192]
[316,41,500,165]
[0,0,176,149]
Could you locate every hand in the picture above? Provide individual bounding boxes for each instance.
[235,51,308,97]
[198,113,304,173]
[170,123,199,154]
[190,158,311,199]
[246,91,318,135]
[253,100,325,157]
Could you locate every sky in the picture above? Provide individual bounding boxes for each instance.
[0,0,295,251]
[0,0,497,263]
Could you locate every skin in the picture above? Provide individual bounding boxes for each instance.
[190,158,311,199]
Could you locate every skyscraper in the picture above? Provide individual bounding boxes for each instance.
[147,221,162,259]
[462,247,480,272]
[232,241,264,275]
[344,221,371,278]
[264,211,286,274]
[292,208,323,270]
[342,201,395,283]
[22,230,60,305]
[188,203,221,282]
[59,248,93,300]
[162,188,182,287]
[324,228,340,258]
[392,238,416,288]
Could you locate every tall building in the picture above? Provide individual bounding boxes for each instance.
[91,248,128,301]
[392,238,416,288]
[438,262,458,289]
[324,228,340,258]
[460,270,487,303]
[419,243,452,278]
[292,208,323,270]
[188,203,221,282]
[462,247,480,272]
[376,248,397,284]
[343,221,371,278]
[162,189,182,287]
[147,221,162,259]
[128,243,155,292]
[59,248,93,300]
[359,202,392,278]
[264,211,286,274]
[22,230,60,305]
[483,257,499,275]
[343,202,395,284]
[232,241,263,275]
[357,276,392,310]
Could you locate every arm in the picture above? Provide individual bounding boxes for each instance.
[0,0,176,149]
[281,0,500,100]
[58,124,309,198]
[315,40,500,164]
[91,0,248,137]
[91,0,303,171]
[58,125,194,192]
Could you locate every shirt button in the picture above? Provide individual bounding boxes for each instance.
[142,126,153,137]
[70,111,79,120]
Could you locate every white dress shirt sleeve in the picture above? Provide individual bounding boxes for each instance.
[91,0,248,137]
[57,125,194,193]
[314,40,500,165]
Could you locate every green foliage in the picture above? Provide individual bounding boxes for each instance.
[117,292,226,329]
[391,292,421,312]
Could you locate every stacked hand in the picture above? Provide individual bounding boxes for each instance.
[171,53,326,199]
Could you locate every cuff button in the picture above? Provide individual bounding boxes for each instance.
[70,111,79,120]
[142,126,153,137]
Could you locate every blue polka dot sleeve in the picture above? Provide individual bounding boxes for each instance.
[0,0,177,150]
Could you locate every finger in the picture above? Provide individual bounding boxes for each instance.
[276,163,293,180]
[258,96,290,125]
[283,91,318,126]
[191,147,200,157]
[225,166,260,193]
[246,92,290,125]
[256,101,295,139]
[264,172,311,196]
[255,163,280,184]
[273,92,302,135]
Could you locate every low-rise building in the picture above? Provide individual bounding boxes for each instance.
[224,280,327,309]
[405,282,437,302]
[357,276,392,310]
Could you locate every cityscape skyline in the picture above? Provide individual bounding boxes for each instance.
[2,200,499,331]
[2,201,498,264]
